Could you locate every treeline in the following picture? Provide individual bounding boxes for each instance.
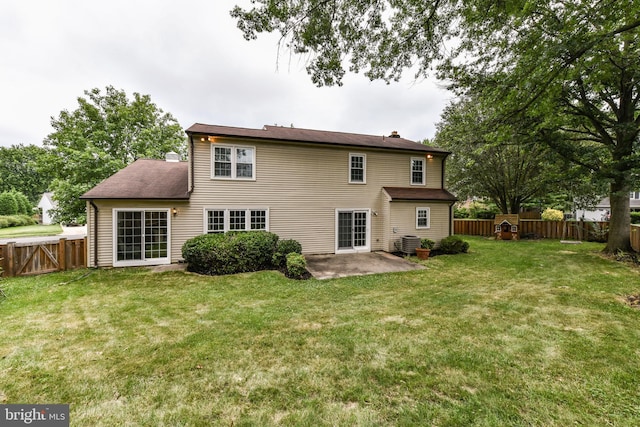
[1,85,187,225]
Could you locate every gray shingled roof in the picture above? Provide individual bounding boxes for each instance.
[186,123,449,154]
[383,187,458,202]
[81,159,189,200]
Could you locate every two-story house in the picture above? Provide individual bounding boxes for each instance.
[81,123,457,267]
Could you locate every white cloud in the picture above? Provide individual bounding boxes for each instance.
[0,0,451,147]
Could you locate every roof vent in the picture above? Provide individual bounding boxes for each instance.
[165,151,181,162]
[389,131,400,138]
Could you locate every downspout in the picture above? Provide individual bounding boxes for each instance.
[89,200,99,267]
[441,153,450,190]
[449,202,455,236]
[188,134,195,195]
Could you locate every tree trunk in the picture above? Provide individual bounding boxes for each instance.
[604,179,633,253]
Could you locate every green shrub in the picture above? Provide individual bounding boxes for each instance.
[586,222,608,243]
[0,215,36,229]
[454,207,470,218]
[541,208,564,221]
[421,238,435,249]
[182,231,279,276]
[0,192,18,216]
[12,191,32,215]
[630,212,640,224]
[439,235,470,254]
[272,239,303,268]
[468,201,498,219]
[285,253,308,279]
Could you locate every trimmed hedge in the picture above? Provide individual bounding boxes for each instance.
[439,235,470,254]
[182,231,280,276]
[285,253,307,279]
[0,215,38,229]
[272,239,303,268]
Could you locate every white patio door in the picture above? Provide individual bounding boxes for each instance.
[336,209,370,253]
[113,209,170,267]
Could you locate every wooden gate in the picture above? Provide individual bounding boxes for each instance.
[0,238,86,278]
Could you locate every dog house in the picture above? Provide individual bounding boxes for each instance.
[495,214,519,240]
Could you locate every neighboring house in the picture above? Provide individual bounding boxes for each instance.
[576,193,640,221]
[80,124,457,268]
[37,192,57,225]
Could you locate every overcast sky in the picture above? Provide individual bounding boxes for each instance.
[0,0,453,148]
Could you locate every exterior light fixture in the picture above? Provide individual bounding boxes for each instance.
[426,154,434,159]
[172,208,178,216]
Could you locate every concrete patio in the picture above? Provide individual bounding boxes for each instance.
[305,251,424,280]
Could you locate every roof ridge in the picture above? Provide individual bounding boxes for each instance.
[262,124,392,139]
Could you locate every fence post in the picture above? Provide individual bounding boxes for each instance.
[59,238,67,272]
[4,242,16,277]
[83,237,87,268]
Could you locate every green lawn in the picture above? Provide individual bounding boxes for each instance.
[0,223,62,238]
[1,237,639,426]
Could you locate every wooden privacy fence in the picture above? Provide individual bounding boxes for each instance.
[0,238,86,278]
[632,225,640,252]
[454,219,610,240]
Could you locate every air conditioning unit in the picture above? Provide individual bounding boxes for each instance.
[401,235,421,255]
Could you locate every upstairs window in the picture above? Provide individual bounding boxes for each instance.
[212,145,255,179]
[411,157,425,185]
[349,153,366,184]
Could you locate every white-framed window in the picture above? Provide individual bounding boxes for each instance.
[411,157,425,185]
[349,153,366,184]
[205,208,269,233]
[211,145,255,180]
[631,192,640,200]
[416,207,430,229]
[113,209,170,267]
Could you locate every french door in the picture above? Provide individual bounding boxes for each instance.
[336,209,370,253]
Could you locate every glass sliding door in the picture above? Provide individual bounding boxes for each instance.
[115,209,170,266]
[117,211,142,261]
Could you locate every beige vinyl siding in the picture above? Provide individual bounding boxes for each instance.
[187,138,446,254]
[88,200,189,267]
[387,202,452,252]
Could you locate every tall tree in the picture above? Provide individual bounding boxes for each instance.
[44,86,186,223]
[231,0,640,252]
[0,144,52,203]
[432,96,606,214]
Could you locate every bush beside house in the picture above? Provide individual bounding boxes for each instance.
[182,232,307,278]
[272,239,303,268]
[285,253,307,279]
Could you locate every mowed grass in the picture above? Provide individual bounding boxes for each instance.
[0,223,62,238]
[1,237,639,426]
